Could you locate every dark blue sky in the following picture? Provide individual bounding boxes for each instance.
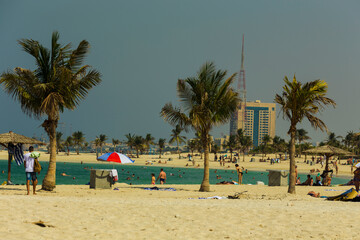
[1,0,359,144]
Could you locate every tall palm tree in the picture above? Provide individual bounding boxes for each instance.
[169,125,186,159]
[295,129,311,157]
[112,138,120,152]
[64,136,73,156]
[0,31,101,190]
[98,134,107,155]
[72,131,85,155]
[161,62,239,192]
[211,143,220,158]
[125,133,135,154]
[157,138,166,158]
[144,133,155,154]
[223,135,236,160]
[56,132,63,154]
[275,75,336,194]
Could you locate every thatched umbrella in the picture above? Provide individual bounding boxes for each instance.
[304,145,351,173]
[0,131,45,183]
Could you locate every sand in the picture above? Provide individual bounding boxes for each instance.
[0,184,358,240]
[0,150,357,239]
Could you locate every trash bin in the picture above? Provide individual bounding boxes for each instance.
[90,169,113,189]
[266,169,289,186]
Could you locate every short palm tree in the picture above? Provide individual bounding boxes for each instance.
[63,136,73,156]
[125,133,135,154]
[261,134,272,159]
[157,138,166,158]
[56,132,63,154]
[112,138,120,152]
[98,134,107,155]
[133,135,145,158]
[295,129,311,157]
[161,62,239,192]
[72,131,85,155]
[223,135,236,160]
[144,134,155,153]
[188,139,197,157]
[0,31,101,190]
[93,137,101,158]
[169,125,186,159]
[275,75,336,194]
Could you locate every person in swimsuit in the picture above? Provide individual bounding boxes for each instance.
[235,164,243,184]
[156,168,166,184]
[353,163,360,192]
[151,173,156,185]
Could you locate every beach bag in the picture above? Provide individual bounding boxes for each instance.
[34,158,42,173]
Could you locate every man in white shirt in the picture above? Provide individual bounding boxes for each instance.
[24,146,37,195]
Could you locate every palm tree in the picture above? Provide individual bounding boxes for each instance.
[295,129,311,157]
[211,143,220,159]
[98,134,107,155]
[169,125,186,159]
[326,132,341,147]
[144,133,155,153]
[161,62,239,192]
[93,137,101,158]
[275,75,336,194]
[223,135,236,160]
[72,131,85,155]
[239,135,252,162]
[133,135,145,158]
[125,133,135,154]
[158,138,166,158]
[112,138,120,152]
[261,134,272,159]
[56,132,63,154]
[63,136,73,156]
[188,139,197,157]
[0,31,101,190]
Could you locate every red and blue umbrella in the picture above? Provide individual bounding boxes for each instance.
[97,152,135,164]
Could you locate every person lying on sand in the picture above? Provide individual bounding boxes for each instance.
[216,181,238,185]
[308,191,321,198]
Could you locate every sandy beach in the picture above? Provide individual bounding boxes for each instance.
[0,184,358,240]
[0,151,357,239]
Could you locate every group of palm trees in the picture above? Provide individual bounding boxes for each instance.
[0,32,336,194]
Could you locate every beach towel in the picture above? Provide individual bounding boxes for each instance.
[143,187,176,191]
[7,143,24,166]
[326,188,358,201]
[109,169,118,181]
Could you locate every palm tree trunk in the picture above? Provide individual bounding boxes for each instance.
[200,134,210,192]
[159,149,162,158]
[242,150,245,162]
[7,153,12,183]
[288,126,296,194]
[42,118,57,191]
[136,149,139,158]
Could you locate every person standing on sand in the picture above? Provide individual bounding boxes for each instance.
[24,146,37,195]
[235,164,243,184]
[156,168,166,184]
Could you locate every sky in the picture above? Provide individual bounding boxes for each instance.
[1,0,360,144]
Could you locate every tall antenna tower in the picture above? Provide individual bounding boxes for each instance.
[238,34,247,129]
[230,34,247,136]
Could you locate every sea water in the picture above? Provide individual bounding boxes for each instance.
[0,160,349,186]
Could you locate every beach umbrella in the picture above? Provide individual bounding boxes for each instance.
[97,152,135,164]
[0,131,45,184]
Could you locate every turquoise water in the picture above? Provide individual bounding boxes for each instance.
[0,160,349,186]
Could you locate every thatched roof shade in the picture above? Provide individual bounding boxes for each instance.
[0,131,45,147]
[304,145,351,156]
